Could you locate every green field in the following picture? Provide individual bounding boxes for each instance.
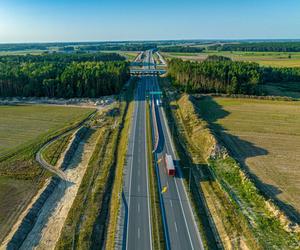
[0,105,94,157]
[162,51,300,67]
[196,97,300,221]
[0,104,95,242]
[101,50,139,61]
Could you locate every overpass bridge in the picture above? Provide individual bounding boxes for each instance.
[130,69,167,76]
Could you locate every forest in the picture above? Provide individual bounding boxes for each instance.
[76,43,157,52]
[0,53,130,98]
[158,46,204,53]
[167,57,300,94]
[209,42,300,52]
[0,52,125,63]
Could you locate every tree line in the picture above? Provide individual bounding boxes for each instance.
[209,42,300,52]
[0,54,130,98]
[167,57,300,95]
[158,46,204,53]
[0,52,125,63]
[77,43,157,52]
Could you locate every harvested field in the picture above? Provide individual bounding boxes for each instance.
[194,96,300,222]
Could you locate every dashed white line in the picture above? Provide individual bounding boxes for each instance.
[137,185,140,193]
[138,203,140,213]
[170,200,173,207]
[174,222,178,232]
[138,227,141,239]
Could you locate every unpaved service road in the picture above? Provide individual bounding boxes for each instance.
[19,130,97,250]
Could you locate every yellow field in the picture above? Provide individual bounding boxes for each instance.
[196,97,300,220]
[162,51,300,68]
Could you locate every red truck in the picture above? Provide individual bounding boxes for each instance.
[164,154,175,176]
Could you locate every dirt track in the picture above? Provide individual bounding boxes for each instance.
[17,130,97,250]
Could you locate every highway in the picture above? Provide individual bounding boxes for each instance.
[123,50,203,249]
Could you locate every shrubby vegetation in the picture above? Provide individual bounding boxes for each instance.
[0,53,130,98]
[168,58,300,95]
[209,42,300,52]
[158,46,204,53]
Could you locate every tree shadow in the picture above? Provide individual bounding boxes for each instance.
[191,95,300,224]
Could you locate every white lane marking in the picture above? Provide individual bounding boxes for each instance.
[174,222,178,232]
[138,203,140,213]
[138,227,141,239]
[138,169,140,176]
[126,82,139,250]
[170,200,173,207]
[174,177,194,250]
[177,167,204,249]
[137,185,140,193]
[145,76,153,250]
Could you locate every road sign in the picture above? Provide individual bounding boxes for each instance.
[149,91,162,95]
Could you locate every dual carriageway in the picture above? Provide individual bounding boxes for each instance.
[122,50,204,250]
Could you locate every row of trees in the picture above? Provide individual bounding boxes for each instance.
[167,57,300,94]
[0,54,130,98]
[209,42,300,52]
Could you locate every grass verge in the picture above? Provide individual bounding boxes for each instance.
[41,134,73,166]
[105,78,138,249]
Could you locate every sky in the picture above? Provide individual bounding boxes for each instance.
[0,0,300,43]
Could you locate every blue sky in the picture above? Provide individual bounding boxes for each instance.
[0,0,300,42]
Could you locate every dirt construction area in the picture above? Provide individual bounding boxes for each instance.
[1,128,98,250]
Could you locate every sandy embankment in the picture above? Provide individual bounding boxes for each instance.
[20,130,97,250]
[1,127,97,250]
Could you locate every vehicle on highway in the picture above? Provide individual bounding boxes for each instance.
[156,99,162,106]
[164,153,175,176]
